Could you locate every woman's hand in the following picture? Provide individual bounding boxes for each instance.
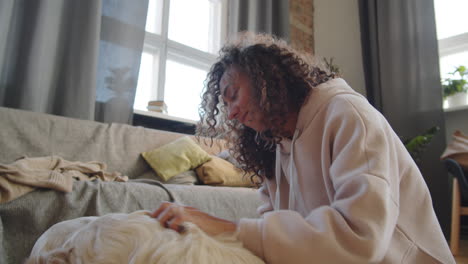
[151,202,237,236]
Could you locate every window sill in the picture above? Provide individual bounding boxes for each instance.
[133,109,198,125]
[444,104,468,113]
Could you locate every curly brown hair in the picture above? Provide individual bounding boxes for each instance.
[197,32,335,183]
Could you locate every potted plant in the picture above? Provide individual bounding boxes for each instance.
[442,65,468,108]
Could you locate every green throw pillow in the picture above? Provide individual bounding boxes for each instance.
[142,137,212,181]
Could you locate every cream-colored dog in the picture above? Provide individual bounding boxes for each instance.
[25,210,264,264]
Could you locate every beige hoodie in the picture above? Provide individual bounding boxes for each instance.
[237,78,454,263]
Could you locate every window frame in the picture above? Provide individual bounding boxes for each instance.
[438,32,468,57]
[137,0,227,121]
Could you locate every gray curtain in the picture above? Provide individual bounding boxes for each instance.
[359,0,450,237]
[0,0,148,124]
[227,0,290,40]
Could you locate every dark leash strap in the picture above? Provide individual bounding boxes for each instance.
[129,179,177,203]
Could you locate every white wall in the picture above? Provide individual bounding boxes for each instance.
[313,0,366,95]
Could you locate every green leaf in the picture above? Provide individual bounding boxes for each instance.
[441,65,468,99]
[403,126,440,162]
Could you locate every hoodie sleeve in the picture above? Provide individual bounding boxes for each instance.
[237,95,403,263]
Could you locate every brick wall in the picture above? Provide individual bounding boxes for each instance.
[289,0,314,54]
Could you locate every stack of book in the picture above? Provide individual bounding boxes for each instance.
[147,100,168,114]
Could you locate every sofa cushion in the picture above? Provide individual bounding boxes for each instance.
[0,107,226,179]
[196,156,254,187]
[142,137,212,181]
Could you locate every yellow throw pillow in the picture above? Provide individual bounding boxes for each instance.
[142,137,212,181]
[195,156,254,187]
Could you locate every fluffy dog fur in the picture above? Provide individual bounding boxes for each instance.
[25,211,264,264]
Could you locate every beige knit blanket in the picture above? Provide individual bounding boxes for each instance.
[0,156,128,203]
[441,130,468,170]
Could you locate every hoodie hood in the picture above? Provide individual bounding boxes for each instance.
[295,78,366,136]
[279,78,365,154]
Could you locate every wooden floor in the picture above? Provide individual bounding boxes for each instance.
[456,239,468,264]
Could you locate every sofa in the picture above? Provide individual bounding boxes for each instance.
[0,106,262,264]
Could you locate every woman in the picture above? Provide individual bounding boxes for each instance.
[152,32,454,263]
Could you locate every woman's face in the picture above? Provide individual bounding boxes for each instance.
[220,66,267,132]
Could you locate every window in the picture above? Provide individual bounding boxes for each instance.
[434,0,468,108]
[134,0,227,121]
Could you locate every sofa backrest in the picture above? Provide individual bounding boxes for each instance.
[0,107,226,178]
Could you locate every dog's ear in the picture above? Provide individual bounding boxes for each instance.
[46,247,74,264]
[24,247,75,264]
